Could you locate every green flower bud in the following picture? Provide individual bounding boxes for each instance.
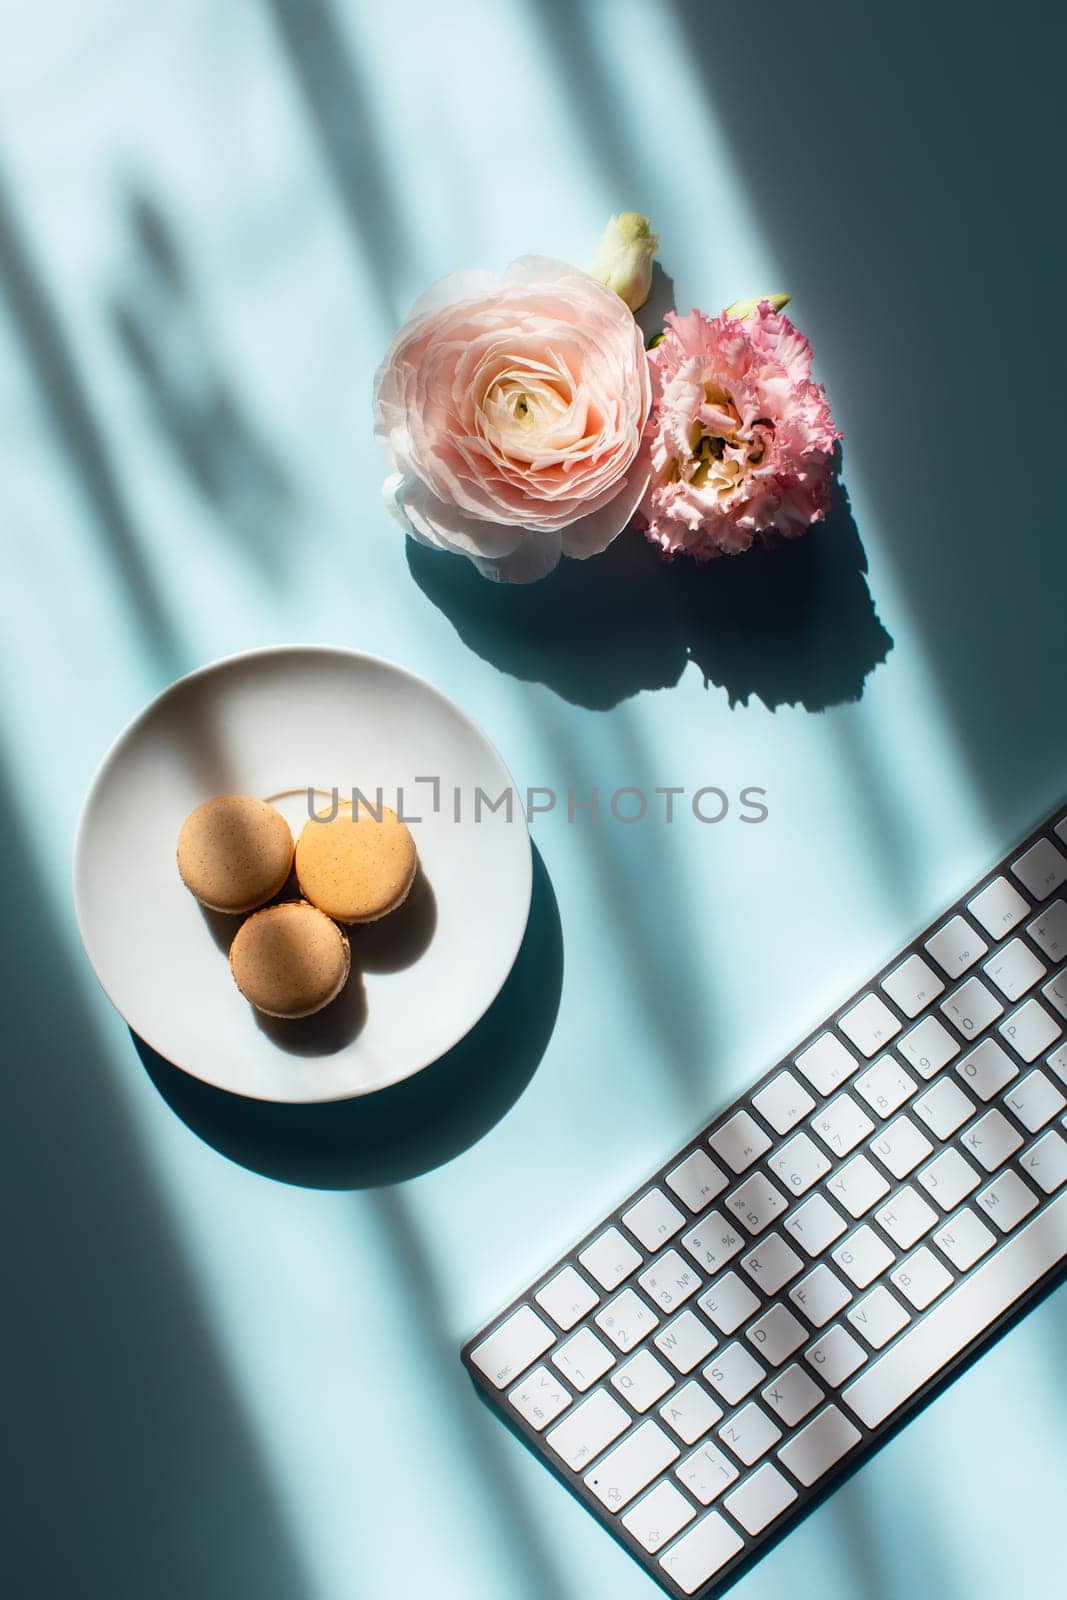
[723,293,791,319]
[591,212,660,312]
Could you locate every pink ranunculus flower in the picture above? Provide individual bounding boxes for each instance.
[637,301,841,560]
[373,256,652,582]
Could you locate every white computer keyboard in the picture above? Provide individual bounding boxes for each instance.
[462,804,1067,1597]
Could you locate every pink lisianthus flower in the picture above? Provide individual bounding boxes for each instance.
[636,302,841,560]
[374,256,651,583]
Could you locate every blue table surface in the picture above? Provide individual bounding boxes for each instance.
[2,3,1065,1596]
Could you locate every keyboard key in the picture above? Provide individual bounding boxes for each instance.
[665,1149,728,1214]
[638,1250,702,1313]
[890,1246,953,1310]
[1058,819,1067,847]
[761,1363,824,1428]
[724,1171,788,1235]
[585,1419,679,1511]
[658,1510,744,1593]
[795,1032,857,1096]
[956,1038,1018,1100]
[940,976,1004,1038]
[854,1055,917,1119]
[924,915,988,979]
[654,1310,717,1374]
[847,1285,910,1349]
[833,1225,895,1288]
[752,1071,815,1135]
[611,1349,675,1413]
[703,1342,766,1405]
[697,1271,759,1335]
[536,1265,599,1331]
[1027,899,1067,962]
[984,938,1046,1003]
[468,803,1067,1591]
[913,1077,975,1140]
[471,1305,556,1389]
[838,993,901,1057]
[740,1232,803,1295]
[842,1194,1067,1429]
[810,1093,874,1157]
[777,1405,862,1487]
[675,1441,740,1505]
[968,875,1030,939]
[874,1185,939,1250]
[790,1263,851,1328]
[960,1107,1024,1172]
[897,1015,960,1079]
[827,1153,890,1218]
[805,1325,867,1387]
[508,1366,572,1430]
[868,1115,932,1180]
[1012,838,1067,901]
[881,953,945,1018]
[976,1170,1039,1232]
[718,1400,782,1465]
[783,1194,848,1257]
[659,1380,723,1445]
[595,1288,659,1351]
[723,1462,797,1536]
[999,999,1062,1063]
[708,1110,771,1174]
[622,1189,686,1252]
[1042,969,1067,1021]
[1019,1130,1067,1194]
[767,1131,831,1195]
[917,1148,981,1211]
[579,1227,642,1292]
[746,1303,808,1366]
[681,1213,745,1277]
[1005,1069,1066,1132]
[932,1207,995,1272]
[552,1327,615,1391]
[546,1387,630,1470]
[622,1479,695,1554]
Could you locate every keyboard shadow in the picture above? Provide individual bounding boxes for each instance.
[406,472,892,712]
[467,1261,1066,1597]
[135,843,562,1187]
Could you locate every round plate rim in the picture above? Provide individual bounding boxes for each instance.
[72,643,533,1104]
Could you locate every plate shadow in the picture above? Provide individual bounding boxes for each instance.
[135,844,562,1188]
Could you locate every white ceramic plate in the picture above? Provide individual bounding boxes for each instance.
[74,646,532,1103]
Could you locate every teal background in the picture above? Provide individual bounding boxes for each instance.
[1,2,1064,1596]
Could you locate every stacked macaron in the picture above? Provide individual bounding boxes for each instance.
[176,793,417,1019]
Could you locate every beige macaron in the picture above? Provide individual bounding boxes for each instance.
[229,900,351,1018]
[177,794,294,914]
[295,800,417,924]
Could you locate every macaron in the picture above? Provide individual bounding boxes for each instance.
[295,800,417,924]
[177,795,294,914]
[229,900,351,1018]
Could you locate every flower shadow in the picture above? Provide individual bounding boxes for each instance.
[407,474,893,711]
[635,260,675,344]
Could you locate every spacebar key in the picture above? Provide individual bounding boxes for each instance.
[843,1191,1067,1430]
